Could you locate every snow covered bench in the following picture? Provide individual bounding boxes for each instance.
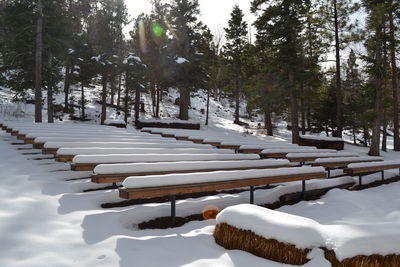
[136,119,201,130]
[103,119,127,128]
[286,152,359,165]
[72,153,258,171]
[311,156,383,177]
[343,160,400,185]
[299,135,344,150]
[238,144,315,154]
[43,141,213,154]
[119,166,326,224]
[91,159,290,185]
[56,147,233,163]
[260,148,336,158]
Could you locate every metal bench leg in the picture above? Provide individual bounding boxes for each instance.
[171,195,176,226]
[381,170,384,181]
[327,169,331,178]
[250,186,254,204]
[111,182,117,189]
[359,175,362,185]
[302,180,306,199]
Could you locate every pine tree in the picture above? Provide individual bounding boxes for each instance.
[252,0,309,144]
[167,0,205,120]
[223,5,248,124]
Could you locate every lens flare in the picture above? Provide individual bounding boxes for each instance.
[202,205,220,220]
[151,23,163,38]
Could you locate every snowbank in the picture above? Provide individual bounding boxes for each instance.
[216,204,324,249]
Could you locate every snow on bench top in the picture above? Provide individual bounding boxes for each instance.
[26,132,152,138]
[34,136,179,143]
[74,153,258,164]
[44,141,213,149]
[314,156,383,164]
[239,144,303,150]
[122,166,326,189]
[59,147,233,156]
[286,152,359,159]
[94,159,289,174]
[20,128,133,135]
[261,148,334,154]
[103,119,126,125]
[300,135,343,142]
[216,204,324,249]
[139,119,200,124]
[347,160,400,169]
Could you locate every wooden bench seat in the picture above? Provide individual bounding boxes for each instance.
[286,152,359,164]
[311,156,383,177]
[343,160,400,185]
[91,159,291,184]
[119,167,326,224]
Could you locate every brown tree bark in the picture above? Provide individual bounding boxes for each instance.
[47,54,54,123]
[117,74,122,108]
[234,75,240,124]
[368,22,383,156]
[63,64,71,112]
[179,87,190,120]
[81,82,85,119]
[34,0,43,123]
[333,0,343,137]
[101,73,107,125]
[389,8,400,151]
[264,110,273,136]
[289,68,299,144]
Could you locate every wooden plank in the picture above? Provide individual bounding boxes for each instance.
[238,148,263,154]
[56,155,74,162]
[119,171,326,199]
[175,136,189,141]
[202,141,221,146]
[17,134,26,140]
[261,153,287,158]
[311,159,383,168]
[161,133,175,138]
[11,130,19,136]
[33,143,44,149]
[189,139,204,144]
[42,148,57,155]
[71,163,97,171]
[91,164,291,184]
[344,164,400,175]
[24,138,35,144]
[217,144,240,150]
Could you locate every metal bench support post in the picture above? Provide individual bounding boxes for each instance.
[250,186,254,204]
[302,180,306,199]
[381,170,384,181]
[170,195,176,226]
[112,182,117,189]
[359,175,362,185]
[327,169,331,178]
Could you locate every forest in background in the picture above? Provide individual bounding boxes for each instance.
[0,0,399,156]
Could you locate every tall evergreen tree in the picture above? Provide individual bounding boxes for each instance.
[252,0,309,144]
[223,5,248,124]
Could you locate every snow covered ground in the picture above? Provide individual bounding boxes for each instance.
[1,126,400,266]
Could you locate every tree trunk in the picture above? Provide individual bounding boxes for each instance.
[81,82,85,119]
[234,75,240,124]
[34,0,43,123]
[333,0,342,137]
[47,54,54,123]
[300,94,305,135]
[124,72,130,124]
[150,81,156,117]
[63,63,71,112]
[101,73,107,125]
[306,105,311,130]
[368,22,383,156]
[179,87,190,120]
[155,84,160,118]
[352,126,357,145]
[134,73,140,125]
[389,8,400,151]
[110,75,115,106]
[117,74,122,108]
[289,68,299,144]
[264,110,273,136]
[382,111,387,152]
[205,87,210,125]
